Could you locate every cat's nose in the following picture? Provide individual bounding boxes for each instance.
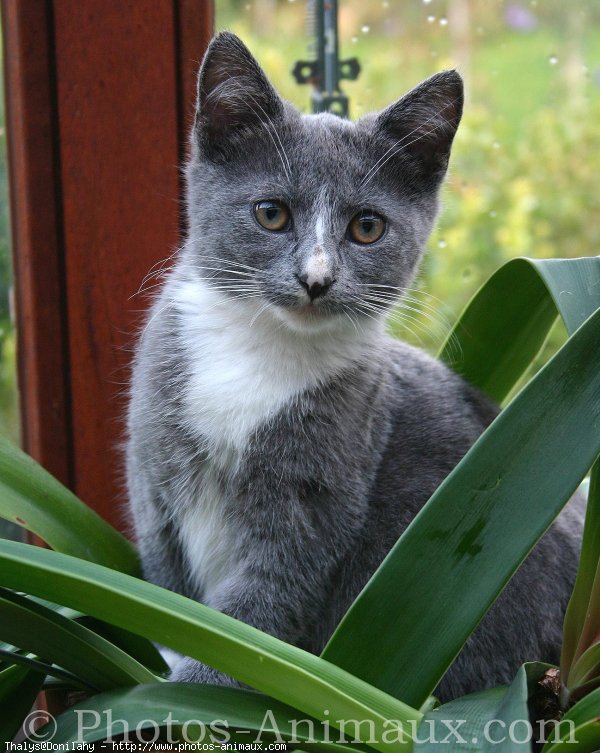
[296,273,333,301]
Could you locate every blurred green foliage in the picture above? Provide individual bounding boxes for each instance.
[0,35,19,541]
[216,0,600,357]
[0,1,598,455]
[0,38,17,444]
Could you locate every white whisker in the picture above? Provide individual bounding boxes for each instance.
[243,92,292,181]
[359,97,461,188]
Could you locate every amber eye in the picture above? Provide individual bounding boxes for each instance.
[254,200,291,232]
[348,211,386,245]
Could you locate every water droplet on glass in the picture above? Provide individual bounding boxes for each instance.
[439,17,448,26]
[361,25,370,33]
[427,15,436,24]
[351,35,359,43]
[548,54,558,66]
[438,239,447,249]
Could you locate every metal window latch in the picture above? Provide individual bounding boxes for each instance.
[292,0,361,118]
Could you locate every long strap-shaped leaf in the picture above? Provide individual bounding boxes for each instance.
[561,460,600,690]
[0,646,90,688]
[0,434,138,574]
[43,683,370,753]
[438,255,600,697]
[0,664,44,743]
[0,540,421,753]
[438,255,600,403]
[323,289,600,707]
[0,588,158,690]
[415,663,550,753]
[541,685,600,753]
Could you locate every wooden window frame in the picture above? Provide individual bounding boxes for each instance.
[2,0,214,532]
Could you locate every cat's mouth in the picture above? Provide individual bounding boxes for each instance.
[271,299,342,334]
[289,303,327,317]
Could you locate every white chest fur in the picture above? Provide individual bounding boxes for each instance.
[178,466,233,600]
[172,278,369,454]
[169,277,373,598]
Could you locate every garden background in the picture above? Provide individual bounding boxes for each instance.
[215,0,600,358]
[0,0,598,527]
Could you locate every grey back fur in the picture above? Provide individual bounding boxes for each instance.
[127,32,582,700]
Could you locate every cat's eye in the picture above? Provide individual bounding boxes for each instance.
[254,200,291,232]
[348,212,386,245]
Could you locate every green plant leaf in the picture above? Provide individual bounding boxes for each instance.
[415,664,549,753]
[438,255,600,403]
[323,304,600,708]
[438,258,557,403]
[0,639,16,665]
[541,685,600,752]
[38,683,371,752]
[567,643,600,690]
[562,460,600,691]
[25,594,168,675]
[559,720,600,753]
[0,588,159,691]
[0,540,421,753]
[554,683,600,729]
[531,257,600,336]
[415,688,508,753]
[0,664,44,743]
[0,647,89,688]
[78,618,169,675]
[542,720,600,753]
[0,435,138,575]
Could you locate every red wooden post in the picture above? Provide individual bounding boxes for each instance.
[2,0,214,532]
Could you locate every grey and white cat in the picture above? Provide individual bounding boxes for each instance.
[127,32,583,700]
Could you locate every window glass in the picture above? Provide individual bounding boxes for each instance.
[216,1,600,357]
[0,30,21,542]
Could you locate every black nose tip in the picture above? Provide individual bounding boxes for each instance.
[297,274,333,301]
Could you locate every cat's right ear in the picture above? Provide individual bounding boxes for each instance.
[375,70,463,174]
[194,32,284,160]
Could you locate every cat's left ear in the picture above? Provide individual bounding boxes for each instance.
[195,32,284,159]
[376,70,463,171]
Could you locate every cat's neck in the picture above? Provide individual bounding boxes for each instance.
[170,272,384,360]
[168,274,383,458]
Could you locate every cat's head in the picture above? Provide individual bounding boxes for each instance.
[184,32,462,335]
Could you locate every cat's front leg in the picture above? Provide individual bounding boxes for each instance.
[170,657,240,686]
[169,569,323,686]
[170,485,354,686]
[128,474,189,597]
[168,569,300,686]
